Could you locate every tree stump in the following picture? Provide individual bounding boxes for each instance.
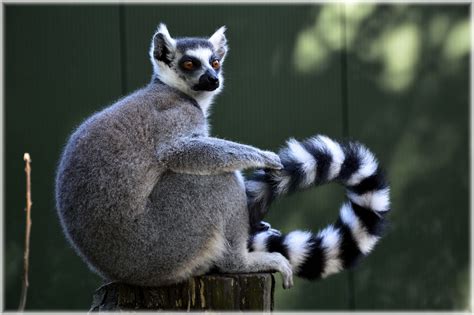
[89,273,275,312]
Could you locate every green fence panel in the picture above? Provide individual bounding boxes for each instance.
[344,4,470,310]
[4,5,122,310]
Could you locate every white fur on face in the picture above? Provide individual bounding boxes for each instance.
[186,48,214,66]
[193,88,223,118]
[155,59,192,98]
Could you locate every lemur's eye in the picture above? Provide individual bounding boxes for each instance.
[183,61,194,70]
[211,59,220,70]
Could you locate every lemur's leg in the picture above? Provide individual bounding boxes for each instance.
[159,136,282,175]
[215,205,293,289]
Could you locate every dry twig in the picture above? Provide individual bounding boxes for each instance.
[18,153,32,311]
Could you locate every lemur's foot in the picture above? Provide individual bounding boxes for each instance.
[256,221,282,236]
[270,252,294,289]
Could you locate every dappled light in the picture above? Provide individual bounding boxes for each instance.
[284,4,470,310]
[293,4,470,93]
[377,22,421,91]
[443,19,470,62]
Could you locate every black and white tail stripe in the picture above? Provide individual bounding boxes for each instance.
[247,135,390,279]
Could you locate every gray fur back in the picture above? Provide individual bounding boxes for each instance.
[55,81,248,285]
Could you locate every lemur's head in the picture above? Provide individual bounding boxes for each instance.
[150,24,228,114]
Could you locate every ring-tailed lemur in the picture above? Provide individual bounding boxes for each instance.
[55,24,390,291]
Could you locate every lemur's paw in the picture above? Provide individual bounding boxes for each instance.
[260,151,283,170]
[253,221,282,236]
[268,228,282,236]
[256,221,281,236]
[259,221,271,231]
[271,252,294,289]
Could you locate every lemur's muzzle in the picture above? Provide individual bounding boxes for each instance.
[194,70,219,91]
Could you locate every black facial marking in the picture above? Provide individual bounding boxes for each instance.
[209,54,219,62]
[178,55,202,72]
[193,70,219,91]
[209,54,221,73]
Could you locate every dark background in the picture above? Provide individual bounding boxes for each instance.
[4,4,470,311]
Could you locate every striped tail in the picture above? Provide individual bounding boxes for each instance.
[246,135,390,279]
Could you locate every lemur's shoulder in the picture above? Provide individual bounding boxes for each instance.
[109,80,201,115]
[87,80,205,134]
[105,80,208,141]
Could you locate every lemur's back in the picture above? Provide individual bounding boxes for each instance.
[55,82,247,285]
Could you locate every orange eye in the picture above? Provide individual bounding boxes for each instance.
[183,61,194,70]
[211,59,220,70]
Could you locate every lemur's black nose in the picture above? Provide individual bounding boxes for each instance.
[208,75,218,84]
[195,70,220,91]
[204,72,219,86]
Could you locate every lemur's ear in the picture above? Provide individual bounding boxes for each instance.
[150,23,176,65]
[209,26,228,62]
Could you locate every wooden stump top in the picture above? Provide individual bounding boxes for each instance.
[90,273,275,312]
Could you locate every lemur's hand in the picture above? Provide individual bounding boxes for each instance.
[259,151,283,170]
[253,221,282,236]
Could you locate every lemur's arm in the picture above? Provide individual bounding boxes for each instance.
[160,136,283,175]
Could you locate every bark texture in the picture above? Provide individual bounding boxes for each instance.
[90,273,275,312]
